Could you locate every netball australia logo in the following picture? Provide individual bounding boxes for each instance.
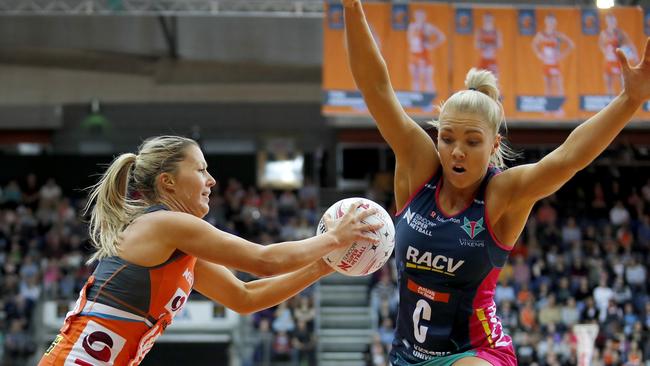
[461,217,485,239]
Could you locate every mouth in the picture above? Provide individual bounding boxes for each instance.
[452,165,466,174]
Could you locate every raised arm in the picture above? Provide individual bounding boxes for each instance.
[343,0,438,207]
[193,259,332,315]
[152,202,380,277]
[501,39,650,206]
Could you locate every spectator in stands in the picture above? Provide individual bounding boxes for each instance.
[291,319,316,366]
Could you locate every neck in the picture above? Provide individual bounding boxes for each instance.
[438,176,483,214]
[158,196,190,214]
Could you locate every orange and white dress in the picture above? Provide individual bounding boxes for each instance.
[537,31,562,77]
[601,29,623,76]
[39,207,197,366]
[477,29,499,73]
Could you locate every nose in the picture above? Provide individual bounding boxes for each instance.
[207,172,217,187]
[451,145,465,160]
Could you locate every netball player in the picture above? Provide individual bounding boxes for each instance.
[343,0,650,364]
[599,13,638,95]
[532,14,574,97]
[407,9,445,93]
[39,136,381,365]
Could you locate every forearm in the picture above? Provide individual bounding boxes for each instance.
[261,233,339,275]
[562,93,641,170]
[241,261,333,314]
[345,1,391,90]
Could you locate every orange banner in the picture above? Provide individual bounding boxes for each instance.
[322,2,450,117]
[512,8,579,120]
[450,7,517,119]
[322,2,391,115]
[577,7,645,119]
[322,3,649,123]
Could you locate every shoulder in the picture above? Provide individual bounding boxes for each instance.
[130,210,212,242]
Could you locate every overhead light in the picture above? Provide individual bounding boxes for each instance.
[596,0,615,9]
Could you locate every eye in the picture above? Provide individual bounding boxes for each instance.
[441,137,453,144]
[468,140,481,147]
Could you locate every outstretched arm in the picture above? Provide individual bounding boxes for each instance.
[343,0,438,208]
[153,202,380,277]
[502,39,650,204]
[193,259,332,315]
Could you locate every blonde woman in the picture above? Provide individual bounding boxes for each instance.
[39,136,381,365]
[343,0,650,364]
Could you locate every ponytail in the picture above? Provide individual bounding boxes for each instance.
[85,153,143,263]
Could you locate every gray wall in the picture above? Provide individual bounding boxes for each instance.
[0,16,323,65]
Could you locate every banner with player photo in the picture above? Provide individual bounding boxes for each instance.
[322,1,450,117]
[450,7,517,118]
[577,7,646,120]
[512,7,579,120]
[322,2,649,123]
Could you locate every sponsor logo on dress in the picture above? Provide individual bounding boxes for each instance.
[405,245,464,276]
[65,321,126,366]
[461,217,485,239]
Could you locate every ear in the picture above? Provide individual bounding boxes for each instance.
[158,172,176,193]
[492,134,502,155]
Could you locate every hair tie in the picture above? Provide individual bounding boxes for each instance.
[469,87,477,91]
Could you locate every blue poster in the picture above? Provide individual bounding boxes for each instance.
[392,4,408,31]
[328,3,344,30]
[455,8,474,35]
[581,9,600,36]
[518,9,536,36]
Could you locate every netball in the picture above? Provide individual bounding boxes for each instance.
[316,198,395,276]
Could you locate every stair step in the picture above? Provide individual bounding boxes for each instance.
[319,351,365,361]
[321,272,372,285]
[320,306,371,315]
[320,328,375,337]
[320,336,370,352]
[321,314,372,329]
[320,284,368,293]
[319,360,366,366]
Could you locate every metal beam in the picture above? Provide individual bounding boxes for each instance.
[0,0,324,16]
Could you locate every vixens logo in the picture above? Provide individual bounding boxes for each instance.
[461,217,485,239]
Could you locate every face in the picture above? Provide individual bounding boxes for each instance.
[483,14,494,30]
[545,15,556,32]
[606,14,617,30]
[414,10,426,24]
[437,111,498,190]
[161,144,216,218]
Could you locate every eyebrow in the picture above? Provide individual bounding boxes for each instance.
[439,127,484,135]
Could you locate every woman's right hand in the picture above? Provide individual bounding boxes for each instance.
[323,202,383,249]
[342,0,360,8]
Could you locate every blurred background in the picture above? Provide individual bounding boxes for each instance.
[1,0,650,365]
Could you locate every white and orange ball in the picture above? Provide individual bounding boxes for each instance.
[316,197,395,276]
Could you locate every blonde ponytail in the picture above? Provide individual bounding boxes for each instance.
[84,136,198,263]
[85,153,143,263]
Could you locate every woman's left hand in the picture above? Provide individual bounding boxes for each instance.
[618,38,650,104]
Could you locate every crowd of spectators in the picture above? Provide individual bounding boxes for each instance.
[366,165,650,366]
[0,172,321,366]
[2,153,650,366]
